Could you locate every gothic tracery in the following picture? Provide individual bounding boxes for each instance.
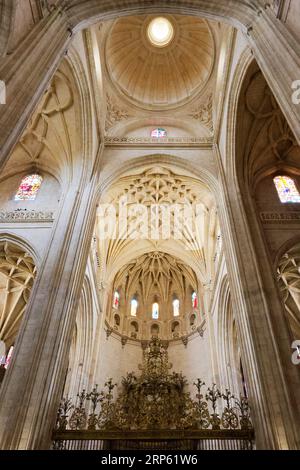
[0,241,36,349]
[277,243,300,337]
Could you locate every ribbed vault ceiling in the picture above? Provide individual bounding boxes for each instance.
[113,251,198,302]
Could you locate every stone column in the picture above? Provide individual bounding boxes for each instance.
[215,147,300,450]
[0,172,99,449]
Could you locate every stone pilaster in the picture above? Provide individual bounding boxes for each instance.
[0,177,99,449]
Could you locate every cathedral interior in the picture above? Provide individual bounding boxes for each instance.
[0,0,300,451]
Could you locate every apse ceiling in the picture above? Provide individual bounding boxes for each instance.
[104,15,215,110]
[113,251,198,302]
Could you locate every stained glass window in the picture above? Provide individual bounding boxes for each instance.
[114,314,120,326]
[173,299,180,317]
[151,128,167,138]
[113,291,120,309]
[15,174,43,201]
[274,176,300,203]
[4,346,14,370]
[152,302,159,319]
[192,292,198,309]
[131,299,138,316]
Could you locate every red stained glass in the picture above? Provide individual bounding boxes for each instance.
[15,174,43,201]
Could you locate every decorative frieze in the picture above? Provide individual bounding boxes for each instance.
[0,209,54,223]
[104,136,213,147]
[260,211,300,223]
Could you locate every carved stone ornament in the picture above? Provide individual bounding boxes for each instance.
[188,94,213,132]
[106,327,113,339]
[197,326,204,338]
[181,336,189,348]
[105,94,130,131]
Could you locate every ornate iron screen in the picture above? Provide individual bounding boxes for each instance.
[53,338,254,450]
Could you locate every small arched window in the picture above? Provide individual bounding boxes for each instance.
[131,299,138,316]
[173,299,180,317]
[171,321,180,336]
[113,291,120,309]
[192,292,198,309]
[151,128,167,138]
[151,324,159,336]
[152,302,159,319]
[15,174,43,201]
[130,321,139,338]
[273,175,300,203]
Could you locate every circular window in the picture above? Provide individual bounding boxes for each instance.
[147,17,174,47]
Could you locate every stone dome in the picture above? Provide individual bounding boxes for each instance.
[105,15,215,109]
